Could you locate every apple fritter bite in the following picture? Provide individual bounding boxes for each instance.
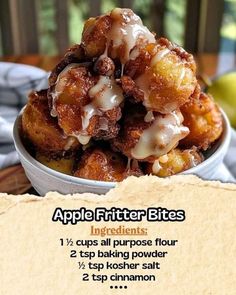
[180,92,223,150]
[82,15,112,58]
[145,148,203,177]
[49,44,86,86]
[124,43,155,79]
[125,38,197,113]
[94,55,115,76]
[74,147,143,182]
[48,65,123,144]
[22,90,79,154]
[48,65,96,135]
[36,152,75,175]
[119,75,144,103]
[81,8,155,65]
[111,105,189,162]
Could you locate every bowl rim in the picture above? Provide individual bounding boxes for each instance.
[13,108,231,188]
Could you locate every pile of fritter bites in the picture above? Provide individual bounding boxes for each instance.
[22,8,223,181]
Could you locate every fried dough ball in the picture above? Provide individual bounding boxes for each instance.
[125,38,197,113]
[36,152,75,175]
[145,148,203,177]
[82,15,111,58]
[22,90,79,154]
[74,147,143,182]
[124,43,154,78]
[111,106,151,159]
[48,65,122,143]
[119,75,144,103]
[82,8,155,64]
[180,92,223,150]
[108,8,155,65]
[49,66,96,134]
[111,105,189,162]
[49,44,86,86]
[94,55,115,76]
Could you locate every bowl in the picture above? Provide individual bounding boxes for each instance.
[13,109,231,195]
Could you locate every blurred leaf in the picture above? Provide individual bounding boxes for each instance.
[38,0,57,54]
[164,0,186,46]
[221,23,236,40]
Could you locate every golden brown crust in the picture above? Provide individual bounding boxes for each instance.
[21,90,79,154]
[36,152,75,175]
[82,15,112,58]
[157,38,196,71]
[48,66,96,136]
[124,43,155,79]
[145,148,204,177]
[180,92,223,150]
[49,44,86,86]
[111,105,154,161]
[119,76,144,102]
[125,38,197,114]
[48,66,121,140]
[74,147,143,182]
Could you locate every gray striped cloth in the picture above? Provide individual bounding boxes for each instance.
[0,62,48,165]
[0,62,235,183]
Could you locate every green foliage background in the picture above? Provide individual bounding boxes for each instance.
[0,0,235,55]
[37,0,188,54]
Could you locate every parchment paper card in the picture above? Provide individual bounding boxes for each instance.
[0,175,236,294]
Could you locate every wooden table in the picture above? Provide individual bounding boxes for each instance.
[0,53,235,194]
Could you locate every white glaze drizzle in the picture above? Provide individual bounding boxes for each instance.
[126,158,139,172]
[129,45,141,60]
[81,75,124,132]
[159,154,169,163]
[135,45,192,112]
[135,47,171,108]
[107,8,155,66]
[186,150,199,167]
[150,48,170,66]
[131,111,189,160]
[64,137,76,150]
[50,63,90,117]
[152,155,169,174]
[126,158,131,170]
[144,111,155,122]
[72,133,91,145]
[98,117,109,131]
[152,160,162,174]
[50,9,159,146]
[51,64,124,145]
[135,71,151,104]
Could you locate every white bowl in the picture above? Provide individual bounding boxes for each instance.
[13,110,231,195]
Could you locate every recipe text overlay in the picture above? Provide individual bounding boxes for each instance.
[58,234,179,289]
[52,207,185,289]
[52,207,186,224]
